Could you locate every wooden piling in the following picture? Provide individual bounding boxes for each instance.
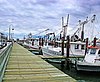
[85,38,88,55]
[32,40,34,46]
[93,37,96,47]
[61,37,64,69]
[66,36,70,70]
[39,38,41,46]
[61,37,64,56]
[41,38,44,46]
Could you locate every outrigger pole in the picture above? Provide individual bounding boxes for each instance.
[61,14,69,56]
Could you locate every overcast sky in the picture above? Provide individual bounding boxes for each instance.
[0,0,100,39]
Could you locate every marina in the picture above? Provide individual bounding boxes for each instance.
[0,0,100,82]
[0,41,100,82]
[0,35,100,82]
[0,15,100,82]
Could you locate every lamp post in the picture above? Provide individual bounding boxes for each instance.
[9,27,10,41]
[9,24,14,41]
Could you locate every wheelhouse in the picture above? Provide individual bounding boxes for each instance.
[84,45,100,63]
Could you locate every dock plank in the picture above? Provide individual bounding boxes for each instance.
[3,43,76,82]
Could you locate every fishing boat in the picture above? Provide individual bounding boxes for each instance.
[42,40,86,57]
[42,14,97,58]
[42,14,86,57]
[23,38,40,49]
[76,39,100,71]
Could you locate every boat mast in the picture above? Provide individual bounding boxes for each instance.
[79,17,88,41]
[63,14,69,40]
[79,15,96,41]
[61,14,69,56]
[66,14,69,37]
[62,17,64,39]
[61,17,64,56]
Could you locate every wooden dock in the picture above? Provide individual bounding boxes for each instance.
[3,43,76,82]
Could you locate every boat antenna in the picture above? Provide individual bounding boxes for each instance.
[66,14,69,38]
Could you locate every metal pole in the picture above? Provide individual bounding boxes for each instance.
[9,27,10,41]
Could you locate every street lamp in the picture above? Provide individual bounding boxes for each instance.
[9,24,14,41]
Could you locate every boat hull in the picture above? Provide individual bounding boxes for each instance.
[76,61,100,72]
[42,47,84,57]
[42,47,62,56]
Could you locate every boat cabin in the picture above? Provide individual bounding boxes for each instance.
[84,45,100,63]
[55,41,86,56]
[70,41,86,56]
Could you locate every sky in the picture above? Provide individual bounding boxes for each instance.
[0,0,100,40]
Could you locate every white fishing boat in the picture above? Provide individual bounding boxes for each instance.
[42,40,86,57]
[23,38,39,49]
[42,14,86,57]
[42,14,96,58]
[76,42,100,71]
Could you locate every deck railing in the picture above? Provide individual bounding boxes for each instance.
[0,43,12,82]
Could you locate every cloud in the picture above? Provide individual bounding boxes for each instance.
[0,0,100,39]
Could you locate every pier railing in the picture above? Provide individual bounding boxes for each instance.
[0,43,12,82]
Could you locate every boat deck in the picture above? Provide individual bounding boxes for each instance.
[3,43,76,82]
[38,55,84,59]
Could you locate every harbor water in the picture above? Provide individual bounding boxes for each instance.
[49,61,100,82]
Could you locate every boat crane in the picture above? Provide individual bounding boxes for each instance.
[71,15,96,42]
[62,14,69,40]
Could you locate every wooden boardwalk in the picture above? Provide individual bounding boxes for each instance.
[3,43,76,82]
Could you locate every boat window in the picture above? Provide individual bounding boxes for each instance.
[75,44,79,49]
[81,45,84,50]
[98,50,100,54]
[90,49,96,55]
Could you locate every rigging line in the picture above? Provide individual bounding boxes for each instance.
[68,25,79,32]
[95,17,100,29]
[68,15,92,34]
[91,17,100,37]
[66,16,91,33]
[87,20,94,41]
[90,21,94,41]
[53,28,63,36]
[86,22,91,38]
[93,23,100,37]
[94,24,98,36]
[95,18,99,24]
[53,27,62,32]
[33,28,49,36]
